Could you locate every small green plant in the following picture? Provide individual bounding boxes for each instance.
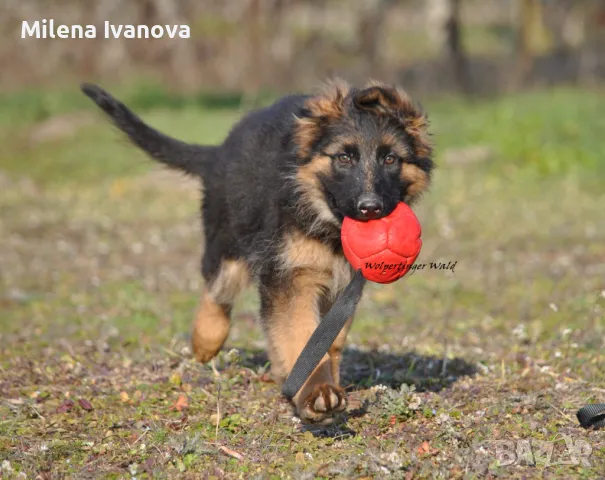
[372,384,424,421]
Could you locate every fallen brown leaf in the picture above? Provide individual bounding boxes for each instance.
[56,399,74,414]
[417,441,429,455]
[78,399,93,411]
[417,440,439,456]
[170,394,188,412]
[258,373,274,383]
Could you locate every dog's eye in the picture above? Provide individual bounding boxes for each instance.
[337,154,352,164]
[384,154,397,165]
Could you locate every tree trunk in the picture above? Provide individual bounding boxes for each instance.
[513,0,549,88]
[445,0,472,94]
[357,0,396,78]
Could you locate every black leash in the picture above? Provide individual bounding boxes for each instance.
[282,269,367,400]
[576,404,605,430]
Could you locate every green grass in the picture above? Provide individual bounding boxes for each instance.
[431,88,605,176]
[2,85,604,186]
[1,86,604,479]
[0,81,271,128]
[0,108,240,185]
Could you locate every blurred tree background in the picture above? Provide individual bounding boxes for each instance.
[2,0,605,96]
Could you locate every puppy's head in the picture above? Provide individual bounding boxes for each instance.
[294,80,433,224]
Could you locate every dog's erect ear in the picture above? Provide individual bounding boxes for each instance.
[353,82,417,118]
[353,85,401,114]
[354,82,432,159]
[294,79,350,159]
[304,79,349,120]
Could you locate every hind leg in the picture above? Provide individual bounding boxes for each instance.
[328,316,354,386]
[192,259,250,363]
[317,295,354,387]
[192,291,232,363]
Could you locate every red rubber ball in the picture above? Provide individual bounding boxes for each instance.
[341,202,422,284]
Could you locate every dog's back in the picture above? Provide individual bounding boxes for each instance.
[212,94,312,267]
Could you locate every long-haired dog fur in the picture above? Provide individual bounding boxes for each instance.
[81,80,434,424]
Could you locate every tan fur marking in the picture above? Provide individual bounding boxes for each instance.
[279,229,353,300]
[363,173,373,192]
[322,133,357,156]
[328,316,354,385]
[192,289,231,363]
[191,260,250,363]
[401,163,430,202]
[293,117,322,159]
[294,79,350,159]
[296,155,331,188]
[265,273,325,382]
[309,79,350,118]
[380,132,409,158]
[358,81,432,160]
[295,155,339,229]
[405,115,432,158]
[380,131,400,146]
[363,159,374,191]
[208,259,250,305]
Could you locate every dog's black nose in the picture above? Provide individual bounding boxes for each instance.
[357,195,383,219]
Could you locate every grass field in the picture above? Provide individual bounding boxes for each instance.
[1,86,605,479]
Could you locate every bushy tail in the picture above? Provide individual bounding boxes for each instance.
[81,83,215,176]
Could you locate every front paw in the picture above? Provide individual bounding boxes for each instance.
[297,383,347,424]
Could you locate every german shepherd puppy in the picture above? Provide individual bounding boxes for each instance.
[81,80,433,424]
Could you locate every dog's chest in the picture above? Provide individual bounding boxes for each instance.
[279,229,354,299]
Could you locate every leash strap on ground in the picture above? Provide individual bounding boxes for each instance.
[282,269,367,400]
[576,404,605,430]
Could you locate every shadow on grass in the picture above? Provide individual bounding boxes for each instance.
[241,347,476,393]
[239,347,476,438]
[340,348,477,393]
